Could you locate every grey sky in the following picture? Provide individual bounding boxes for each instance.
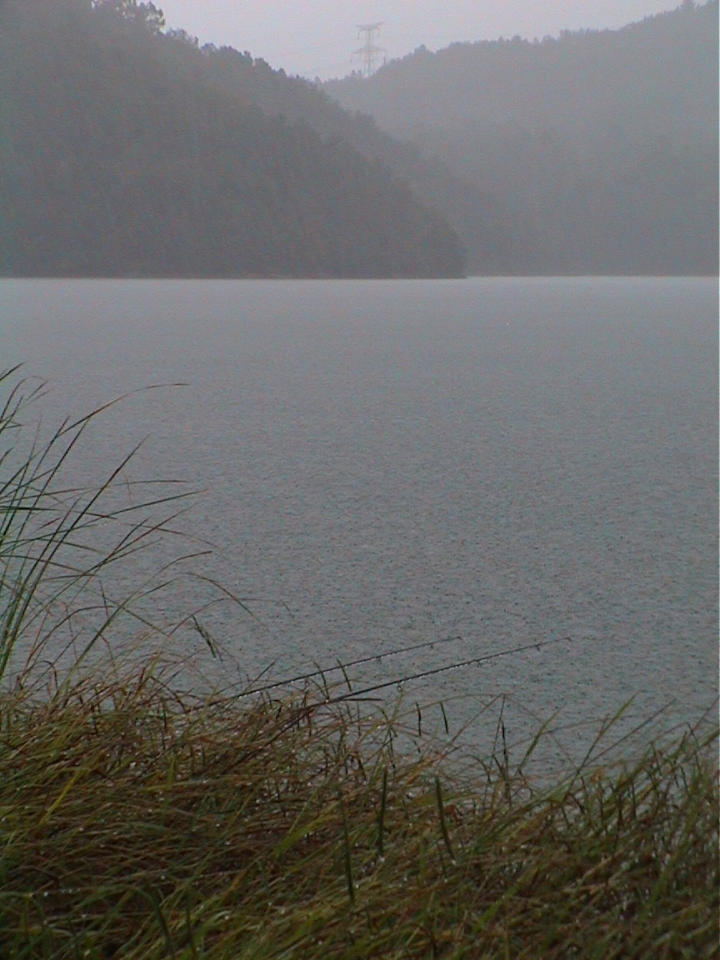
[158,1,682,79]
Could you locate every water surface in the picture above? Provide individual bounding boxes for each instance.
[2,277,717,763]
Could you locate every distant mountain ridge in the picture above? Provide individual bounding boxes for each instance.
[0,0,464,278]
[327,2,719,275]
[3,1,714,278]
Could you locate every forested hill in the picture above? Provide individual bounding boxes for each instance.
[327,2,719,275]
[0,0,464,279]
[179,39,516,276]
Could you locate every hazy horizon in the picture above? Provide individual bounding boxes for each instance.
[158,0,685,79]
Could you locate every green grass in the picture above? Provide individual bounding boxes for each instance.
[0,370,717,958]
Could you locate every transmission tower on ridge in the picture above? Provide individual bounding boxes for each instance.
[353,22,386,77]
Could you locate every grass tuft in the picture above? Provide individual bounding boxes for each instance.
[1,661,717,959]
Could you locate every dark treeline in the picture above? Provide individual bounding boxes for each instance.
[328,2,719,275]
[0,0,464,278]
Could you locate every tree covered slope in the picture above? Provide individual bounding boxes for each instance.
[327,2,718,275]
[0,0,464,278]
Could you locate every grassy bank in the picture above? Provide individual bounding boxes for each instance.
[1,666,717,959]
[1,370,718,957]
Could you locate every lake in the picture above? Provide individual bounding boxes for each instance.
[1,277,717,767]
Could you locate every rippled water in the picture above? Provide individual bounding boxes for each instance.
[1,277,717,764]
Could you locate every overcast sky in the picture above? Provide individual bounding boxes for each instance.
[157,1,681,79]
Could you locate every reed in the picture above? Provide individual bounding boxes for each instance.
[1,371,717,958]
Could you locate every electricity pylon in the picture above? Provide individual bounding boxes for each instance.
[353,22,386,77]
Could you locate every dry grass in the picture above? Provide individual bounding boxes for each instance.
[0,661,717,959]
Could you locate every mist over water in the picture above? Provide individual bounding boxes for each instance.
[1,277,716,763]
